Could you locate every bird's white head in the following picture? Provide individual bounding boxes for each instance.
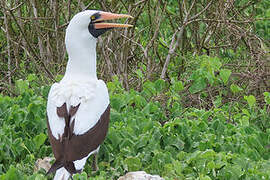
[64,10,133,79]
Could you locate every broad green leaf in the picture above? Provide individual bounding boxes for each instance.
[189,77,207,94]
[124,157,142,171]
[172,81,184,92]
[244,95,256,107]
[200,56,221,71]
[154,79,165,93]
[107,130,122,148]
[230,84,243,94]
[213,96,222,107]
[177,151,187,161]
[207,161,215,169]
[27,173,46,180]
[33,133,47,150]
[199,175,212,180]
[135,135,148,150]
[201,149,216,159]
[107,81,116,93]
[73,172,88,180]
[263,92,270,105]
[210,57,222,70]
[220,69,231,84]
[2,166,23,180]
[136,69,144,79]
[15,79,29,94]
[163,136,184,150]
[143,81,156,95]
[27,74,37,82]
[134,95,147,108]
[110,95,125,112]
[240,116,249,126]
[55,74,64,81]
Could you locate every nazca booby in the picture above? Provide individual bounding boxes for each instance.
[46,10,133,179]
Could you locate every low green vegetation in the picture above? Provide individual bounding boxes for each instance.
[1,0,269,179]
[1,55,270,179]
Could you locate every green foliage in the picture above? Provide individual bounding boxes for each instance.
[183,55,234,95]
[230,84,243,94]
[263,92,270,105]
[244,95,256,108]
[220,69,231,85]
[0,77,50,176]
[1,75,270,179]
[1,0,269,178]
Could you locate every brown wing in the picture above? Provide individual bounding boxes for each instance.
[65,105,110,161]
[46,104,110,174]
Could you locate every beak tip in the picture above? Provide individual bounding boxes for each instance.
[94,12,134,29]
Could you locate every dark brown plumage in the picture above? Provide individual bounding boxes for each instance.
[46,104,110,175]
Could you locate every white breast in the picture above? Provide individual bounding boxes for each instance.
[49,79,97,107]
[47,78,109,138]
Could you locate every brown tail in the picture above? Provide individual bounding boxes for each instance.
[46,160,81,176]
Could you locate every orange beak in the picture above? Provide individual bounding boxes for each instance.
[93,12,133,29]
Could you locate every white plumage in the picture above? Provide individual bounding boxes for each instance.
[47,79,109,138]
[46,10,109,180]
[46,10,132,180]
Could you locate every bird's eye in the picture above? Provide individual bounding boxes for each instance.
[91,16,96,20]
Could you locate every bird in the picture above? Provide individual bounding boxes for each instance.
[46,10,133,180]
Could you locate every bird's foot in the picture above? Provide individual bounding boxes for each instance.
[91,153,99,172]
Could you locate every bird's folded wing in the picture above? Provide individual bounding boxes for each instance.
[46,80,110,160]
[46,105,110,162]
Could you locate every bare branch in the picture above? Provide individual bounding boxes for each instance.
[189,0,213,21]
[4,6,55,80]
[2,1,12,88]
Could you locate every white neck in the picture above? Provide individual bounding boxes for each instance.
[63,25,98,81]
[65,42,97,79]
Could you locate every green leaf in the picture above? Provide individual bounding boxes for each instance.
[33,133,47,150]
[244,95,256,107]
[189,77,207,94]
[263,92,270,105]
[2,166,23,180]
[200,175,212,180]
[242,108,250,117]
[207,161,215,169]
[124,157,142,171]
[55,74,64,82]
[107,130,122,148]
[177,151,187,161]
[136,69,144,79]
[110,95,125,112]
[15,79,29,94]
[230,84,243,94]
[143,81,156,95]
[163,136,184,150]
[27,74,37,82]
[206,71,215,85]
[154,79,165,93]
[210,57,222,70]
[73,172,88,180]
[213,96,222,107]
[220,69,231,84]
[240,116,249,126]
[172,81,184,92]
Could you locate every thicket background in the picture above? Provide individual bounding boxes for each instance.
[0,0,270,179]
[1,0,269,98]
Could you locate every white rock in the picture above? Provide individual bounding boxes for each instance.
[34,157,54,172]
[118,171,164,180]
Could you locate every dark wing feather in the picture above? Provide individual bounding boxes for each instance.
[46,105,110,175]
